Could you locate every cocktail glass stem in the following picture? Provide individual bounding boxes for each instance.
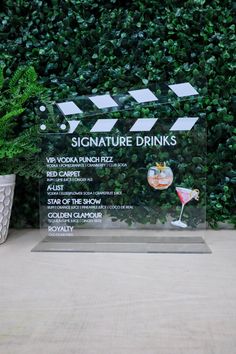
[178,203,185,222]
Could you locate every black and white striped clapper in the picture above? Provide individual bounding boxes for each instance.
[38,82,201,134]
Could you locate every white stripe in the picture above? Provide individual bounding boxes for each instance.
[90,119,118,132]
[130,118,158,132]
[128,88,158,103]
[57,101,83,115]
[88,94,118,109]
[68,120,80,133]
[170,117,199,131]
[168,83,199,97]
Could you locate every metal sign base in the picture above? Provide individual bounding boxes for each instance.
[32,233,211,253]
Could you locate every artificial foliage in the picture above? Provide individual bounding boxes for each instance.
[0,0,235,227]
[0,65,44,227]
[0,65,43,175]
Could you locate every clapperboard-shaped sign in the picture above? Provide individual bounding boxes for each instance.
[37,81,206,242]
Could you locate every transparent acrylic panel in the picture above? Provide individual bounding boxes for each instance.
[35,82,208,253]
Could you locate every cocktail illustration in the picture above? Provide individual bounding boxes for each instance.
[171,187,199,228]
[147,162,173,190]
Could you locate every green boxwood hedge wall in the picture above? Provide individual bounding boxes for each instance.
[0,0,235,227]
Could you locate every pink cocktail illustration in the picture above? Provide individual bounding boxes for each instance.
[171,187,199,228]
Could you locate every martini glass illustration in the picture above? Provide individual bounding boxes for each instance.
[171,187,199,228]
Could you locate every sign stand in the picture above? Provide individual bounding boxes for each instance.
[32,232,210,253]
[32,82,210,253]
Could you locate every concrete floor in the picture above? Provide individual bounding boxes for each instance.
[0,229,236,354]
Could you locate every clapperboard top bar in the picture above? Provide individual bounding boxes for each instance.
[38,81,203,133]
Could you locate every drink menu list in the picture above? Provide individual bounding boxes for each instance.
[44,148,133,236]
